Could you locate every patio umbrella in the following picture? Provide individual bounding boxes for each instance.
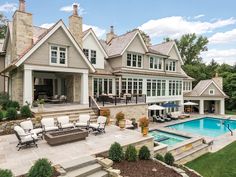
[183,101,198,106]
[162,102,180,108]
[148,104,165,110]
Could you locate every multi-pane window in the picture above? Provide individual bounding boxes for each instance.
[157,80,161,96]
[50,46,67,65]
[91,50,96,64]
[152,80,156,96]
[168,80,182,96]
[183,81,192,91]
[83,49,89,59]
[127,53,142,68]
[162,80,166,96]
[149,56,163,70]
[121,78,143,95]
[166,60,177,71]
[146,79,166,97]
[147,80,151,97]
[93,78,113,97]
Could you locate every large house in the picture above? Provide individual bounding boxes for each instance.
[0,0,227,115]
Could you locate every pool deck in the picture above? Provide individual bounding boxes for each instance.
[0,125,152,176]
[149,114,236,152]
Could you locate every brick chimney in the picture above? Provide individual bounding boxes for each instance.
[12,0,33,60]
[213,72,223,89]
[69,4,83,48]
[106,26,117,43]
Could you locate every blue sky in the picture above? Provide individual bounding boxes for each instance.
[1,0,236,65]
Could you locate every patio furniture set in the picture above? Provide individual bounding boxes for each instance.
[152,112,190,123]
[37,94,67,104]
[13,115,107,150]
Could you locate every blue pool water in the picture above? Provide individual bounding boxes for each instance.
[149,131,189,147]
[168,117,236,137]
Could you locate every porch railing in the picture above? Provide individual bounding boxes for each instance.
[89,96,101,116]
[94,94,146,107]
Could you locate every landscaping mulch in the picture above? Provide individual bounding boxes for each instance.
[180,166,201,177]
[113,160,181,177]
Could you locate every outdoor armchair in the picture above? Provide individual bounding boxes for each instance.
[57,116,74,129]
[90,116,107,135]
[20,120,43,136]
[75,114,90,129]
[41,118,59,132]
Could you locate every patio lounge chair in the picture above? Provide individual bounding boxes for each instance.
[57,116,74,129]
[125,119,138,129]
[14,126,38,151]
[171,112,190,119]
[20,120,43,138]
[90,116,107,135]
[75,114,90,129]
[166,113,178,120]
[160,114,171,121]
[41,118,59,132]
[153,115,165,123]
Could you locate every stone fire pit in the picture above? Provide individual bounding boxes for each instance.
[44,128,89,146]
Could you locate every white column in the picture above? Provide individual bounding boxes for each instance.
[220,99,225,115]
[80,72,89,104]
[199,99,204,114]
[112,78,116,95]
[23,69,33,105]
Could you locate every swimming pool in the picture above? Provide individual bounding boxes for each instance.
[168,117,236,137]
[149,130,189,147]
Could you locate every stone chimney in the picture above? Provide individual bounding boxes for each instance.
[69,4,83,48]
[106,26,117,43]
[12,0,33,60]
[213,72,223,89]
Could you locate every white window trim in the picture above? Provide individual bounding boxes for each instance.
[126,52,143,68]
[83,48,97,65]
[49,45,68,66]
[165,59,177,72]
[209,89,215,95]
[149,56,163,70]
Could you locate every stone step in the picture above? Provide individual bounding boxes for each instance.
[87,170,108,177]
[40,110,95,117]
[60,156,97,172]
[174,144,209,164]
[66,164,102,177]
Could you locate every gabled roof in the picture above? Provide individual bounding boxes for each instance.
[184,79,228,98]
[100,29,148,57]
[82,28,108,58]
[1,20,95,73]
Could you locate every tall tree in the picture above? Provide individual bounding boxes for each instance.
[0,13,7,39]
[164,33,208,65]
[139,30,151,46]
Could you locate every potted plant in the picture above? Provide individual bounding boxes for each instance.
[37,99,44,113]
[100,108,111,125]
[139,116,149,136]
[115,112,125,129]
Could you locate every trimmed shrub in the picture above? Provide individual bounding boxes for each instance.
[20,105,32,118]
[155,153,164,162]
[9,101,20,110]
[0,111,3,121]
[0,92,9,110]
[138,146,150,160]
[108,142,124,162]
[125,145,137,162]
[164,152,175,166]
[28,158,53,177]
[6,108,17,120]
[0,169,13,177]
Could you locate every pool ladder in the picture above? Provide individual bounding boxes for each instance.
[226,124,233,136]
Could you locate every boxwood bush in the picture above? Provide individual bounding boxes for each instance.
[0,111,3,121]
[125,145,137,162]
[108,142,124,162]
[164,152,175,166]
[28,158,53,177]
[138,146,150,160]
[0,169,13,177]
[9,101,20,110]
[20,105,32,118]
[155,153,164,162]
[6,107,17,120]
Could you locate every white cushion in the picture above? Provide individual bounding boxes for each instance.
[44,126,59,132]
[57,116,70,125]
[21,133,38,143]
[78,114,90,124]
[61,123,74,129]
[41,118,55,128]
[97,116,107,124]
[20,120,33,130]
[14,126,27,136]
[75,122,88,127]
[30,128,43,134]
[90,123,99,129]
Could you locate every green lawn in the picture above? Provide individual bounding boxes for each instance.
[186,141,236,177]
[226,110,236,115]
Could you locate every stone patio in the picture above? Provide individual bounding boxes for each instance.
[0,125,153,176]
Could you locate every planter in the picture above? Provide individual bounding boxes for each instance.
[142,127,149,136]
[38,104,44,113]
[119,119,126,129]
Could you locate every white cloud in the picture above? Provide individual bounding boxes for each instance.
[209,28,236,44]
[0,2,17,13]
[139,16,236,38]
[40,23,54,29]
[202,49,236,65]
[60,3,85,15]
[83,24,106,38]
[194,14,205,19]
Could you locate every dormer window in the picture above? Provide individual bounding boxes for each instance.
[50,45,67,66]
[149,56,163,70]
[166,60,176,72]
[83,49,97,65]
[209,89,215,95]
[126,52,143,68]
